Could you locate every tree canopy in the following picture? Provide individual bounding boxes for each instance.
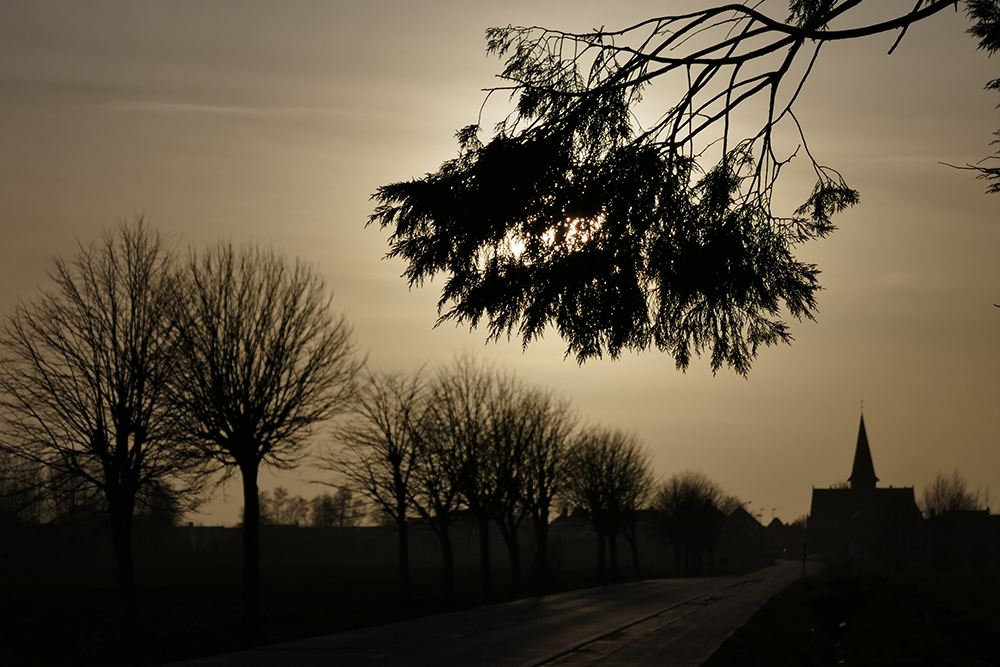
[371,0,1000,373]
[0,218,204,614]
[920,469,985,516]
[171,242,363,629]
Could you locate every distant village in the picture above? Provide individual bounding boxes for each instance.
[4,414,996,587]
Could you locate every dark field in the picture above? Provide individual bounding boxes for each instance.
[703,569,1000,666]
[1,563,625,667]
[1,517,644,667]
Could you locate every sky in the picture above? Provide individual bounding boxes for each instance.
[1,1,998,526]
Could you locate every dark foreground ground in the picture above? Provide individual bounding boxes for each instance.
[6,559,999,666]
[703,568,1000,666]
[163,561,807,667]
[0,563,662,667]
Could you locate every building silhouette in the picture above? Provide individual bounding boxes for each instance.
[808,415,924,570]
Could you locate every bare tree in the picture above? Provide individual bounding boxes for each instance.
[408,403,467,598]
[616,453,656,578]
[420,355,497,598]
[270,487,290,524]
[653,471,732,576]
[0,218,202,619]
[251,489,275,526]
[485,376,533,595]
[321,369,427,596]
[171,242,362,630]
[921,470,985,517]
[309,492,340,527]
[286,494,311,525]
[429,359,544,597]
[371,1,1000,371]
[309,488,364,527]
[563,427,652,582]
[518,388,576,588]
[0,450,49,525]
[253,486,312,526]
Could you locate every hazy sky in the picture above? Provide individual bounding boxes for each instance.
[2,1,998,525]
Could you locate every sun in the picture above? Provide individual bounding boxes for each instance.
[502,215,605,260]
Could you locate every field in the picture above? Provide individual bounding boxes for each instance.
[1,562,625,666]
[703,568,1000,666]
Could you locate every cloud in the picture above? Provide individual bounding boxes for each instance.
[102,100,356,117]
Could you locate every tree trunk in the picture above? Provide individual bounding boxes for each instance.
[505,531,521,595]
[436,527,455,598]
[108,499,137,608]
[497,519,523,596]
[240,461,262,633]
[395,513,410,600]
[392,467,409,600]
[625,533,641,579]
[608,530,620,581]
[108,492,139,645]
[477,515,492,599]
[595,527,607,583]
[532,506,550,588]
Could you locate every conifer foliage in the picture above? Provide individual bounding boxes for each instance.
[371,1,998,372]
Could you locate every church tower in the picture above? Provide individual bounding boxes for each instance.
[848,414,879,491]
[809,412,922,567]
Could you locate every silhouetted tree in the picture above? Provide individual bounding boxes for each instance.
[486,377,534,595]
[0,450,49,525]
[371,1,1000,372]
[321,369,427,596]
[960,1,1000,189]
[309,488,364,527]
[408,410,466,598]
[309,492,338,527]
[563,427,652,582]
[0,219,203,623]
[654,471,732,576]
[249,489,276,526]
[271,487,291,524]
[245,487,313,526]
[287,494,311,525]
[421,355,497,598]
[44,472,105,525]
[617,454,656,578]
[137,479,186,527]
[171,242,362,630]
[921,470,985,517]
[518,388,576,588]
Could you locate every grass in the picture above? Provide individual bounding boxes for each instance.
[702,569,1000,666]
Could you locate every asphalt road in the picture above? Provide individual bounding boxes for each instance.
[164,561,807,667]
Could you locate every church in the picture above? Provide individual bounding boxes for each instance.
[808,415,924,570]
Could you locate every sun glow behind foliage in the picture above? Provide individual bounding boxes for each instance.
[504,215,605,260]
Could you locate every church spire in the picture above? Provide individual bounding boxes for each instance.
[849,414,878,490]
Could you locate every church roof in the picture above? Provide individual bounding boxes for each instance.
[848,414,879,489]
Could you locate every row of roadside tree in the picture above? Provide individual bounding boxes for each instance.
[0,217,744,634]
[0,217,364,633]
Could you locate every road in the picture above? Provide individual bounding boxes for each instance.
[164,561,807,667]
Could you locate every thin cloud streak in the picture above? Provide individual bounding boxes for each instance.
[102,99,362,117]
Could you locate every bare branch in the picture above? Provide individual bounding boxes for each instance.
[370,1,989,371]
